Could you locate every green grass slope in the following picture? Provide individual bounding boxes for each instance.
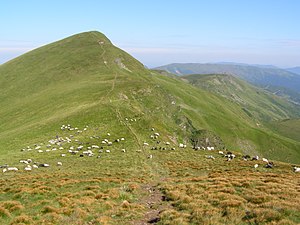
[0,31,300,163]
[268,119,300,142]
[182,74,300,122]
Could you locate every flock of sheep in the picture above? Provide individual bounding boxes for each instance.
[1,123,300,174]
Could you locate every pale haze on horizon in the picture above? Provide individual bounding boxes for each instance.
[1,0,300,68]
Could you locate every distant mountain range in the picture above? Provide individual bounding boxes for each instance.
[154,63,300,104]
[286,66,300,75]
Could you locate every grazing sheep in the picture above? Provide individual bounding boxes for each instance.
[143,142,149,146]
[179,143,184,148]
[121,149,126,153]
[218,151,224,155]
[171,147,176,150]
[61,154,66,157]
[225,152,235,161]
[105,150,111,153]
[242,155,251,161]
[83,150,94,156]
[39,164,50,167]
[148,155,153,159]
[38,150,43,153]
[57,162,62,166]
[206,155,215,160]
[107,133,111,136]
[120,137,125,141]
[33,165,39,169]
[3,167,18,173]
[252,156,259,161]
[165,142,170,145]
[19,160,29,164]
[265,162,274,168]
[254,164,259,169]
[262,158,269,163]
[24,166,32,171]
[293,166,300,172]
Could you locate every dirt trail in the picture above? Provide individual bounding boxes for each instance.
[132,181,170,225]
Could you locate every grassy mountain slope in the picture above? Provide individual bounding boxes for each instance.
[182,74,300,122]
[0,31,300,224]
[268,119,300,142]
[0,31,300,162]
[155,63,300,103]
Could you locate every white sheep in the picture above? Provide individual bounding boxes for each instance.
[24,166,32,171]
[121,149,126,153]
[33,165,39,169]
[293,166,300,172]
[148,155,153,159]
[165,142,170,145]
[179,143,184,148]
[39,164,49,167]
[3,167,18,173]
[218,151,224,155]
[19,160,29,164]
[57,162,62,166]
[254,164,259,169]
[262,158,269,163]
[144,142,149,146]
[206,155,215,160]
[105,150,111,153]
[61,154,66,157]
[120,137,125,141]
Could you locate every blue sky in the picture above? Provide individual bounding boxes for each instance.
[1,0,300,67]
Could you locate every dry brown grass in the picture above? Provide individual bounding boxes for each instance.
[0,206,11,218]
[10,214,32,225]
[0,201,24,212]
